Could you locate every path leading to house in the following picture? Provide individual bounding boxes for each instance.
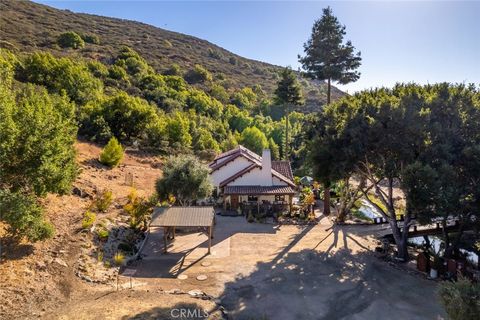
[46,215,445,319]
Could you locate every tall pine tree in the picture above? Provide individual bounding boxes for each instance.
[299,7,361,215]
[274,67,303,160]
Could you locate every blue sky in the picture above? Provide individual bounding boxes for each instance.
[36,1,480,93]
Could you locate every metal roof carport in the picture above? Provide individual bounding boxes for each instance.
[150,206,215,254]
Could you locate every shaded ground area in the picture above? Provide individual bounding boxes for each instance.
[49,215,444,319]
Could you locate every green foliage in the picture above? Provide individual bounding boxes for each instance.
[231,87,257,109]
[194,128,220,152]
[81,33,100,44]
[101,92,158,140]
[95,189,113,212]
[268,138,280,160]
[184,64,212,84]
[155,155,213,206]
[274,67,304,106]
[163,63,182,76]
[123,188,152,230]
[96,227,109,240]
[299,7,361,85]
[240,127,268,155]
[113,251,126,266]
[18,52,103,104]
[82,210,96,229]
[57,31,85,49]
[115,46,152,76]
[439,278,480,320]
[99,137,124,167]
[0,84,78,196]
[0,190,54,242]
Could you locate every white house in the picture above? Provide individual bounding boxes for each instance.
[209,145,296,210]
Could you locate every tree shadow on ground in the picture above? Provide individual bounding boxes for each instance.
[121,302,223,320]
[219,229,444,320]
[0,240,34,262]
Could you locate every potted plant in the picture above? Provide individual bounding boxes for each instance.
[430,255,442,279]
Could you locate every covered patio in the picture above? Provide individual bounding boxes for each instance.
[222,185,295,214]
[150,206,215,254]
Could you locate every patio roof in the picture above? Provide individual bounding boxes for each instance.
[151,206,215,227]
[223,185,296,195]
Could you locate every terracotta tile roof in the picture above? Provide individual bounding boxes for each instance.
[150,206,215,227]
[272,161,293,181]
[223,185,296,195]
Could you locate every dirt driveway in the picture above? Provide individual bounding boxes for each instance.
[48,216,445,319]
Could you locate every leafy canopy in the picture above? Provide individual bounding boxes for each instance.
[240,126,269,155]
[155,155,213,206]
[299,7,361,84]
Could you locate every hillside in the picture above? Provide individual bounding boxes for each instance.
[0,141,164,319]
[0,0,344,111]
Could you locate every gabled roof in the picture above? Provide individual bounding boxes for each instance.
[210,145,296,187]
[209,145,261,171]
[271,161,293,181]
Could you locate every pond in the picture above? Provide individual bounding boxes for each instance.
[408,235,479,266]
[357,199,384,219]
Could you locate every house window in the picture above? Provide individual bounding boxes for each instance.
[275,195,285,202]
[247,195,258,202]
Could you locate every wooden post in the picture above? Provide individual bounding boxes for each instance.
[163,227,168,253]
[172,226,176,239]
[208,224,213,254]
[288,194,293,213]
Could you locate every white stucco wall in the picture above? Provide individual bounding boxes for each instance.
[210,156,252,187]
[227,167,269,186]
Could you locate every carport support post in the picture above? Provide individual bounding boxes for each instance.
[163,227,168,253]
[208,223,213,254]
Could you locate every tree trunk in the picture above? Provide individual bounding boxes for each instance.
[285,108,289,160]
[327,78,331,105]
[323,186,331,216]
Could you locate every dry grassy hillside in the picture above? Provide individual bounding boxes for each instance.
[0,0,345,112]
[0,141,163,320]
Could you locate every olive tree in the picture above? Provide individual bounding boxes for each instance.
[155,155,213,206]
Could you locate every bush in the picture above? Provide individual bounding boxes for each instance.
[439,278,480,320]
[99,137,124,167]
[113,252,126,266]
[81,33,100,44]
[57,31,85,49]
[95,189,113,212]
[96,227,109,240]
[184,64,212,84]
[82,210,96,229]
[124,188,152,230]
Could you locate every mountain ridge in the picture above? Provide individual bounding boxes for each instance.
[0,0,345,111]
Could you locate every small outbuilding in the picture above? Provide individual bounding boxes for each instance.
[151,206,215,254]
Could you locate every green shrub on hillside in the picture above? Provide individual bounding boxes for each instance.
[82,210,96,229]
[81,33,100,44]
[95,189,113,212]
[184,64,212,84]
[99,137,124,167]
[57,31,85,49]
[0,190,54,242]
